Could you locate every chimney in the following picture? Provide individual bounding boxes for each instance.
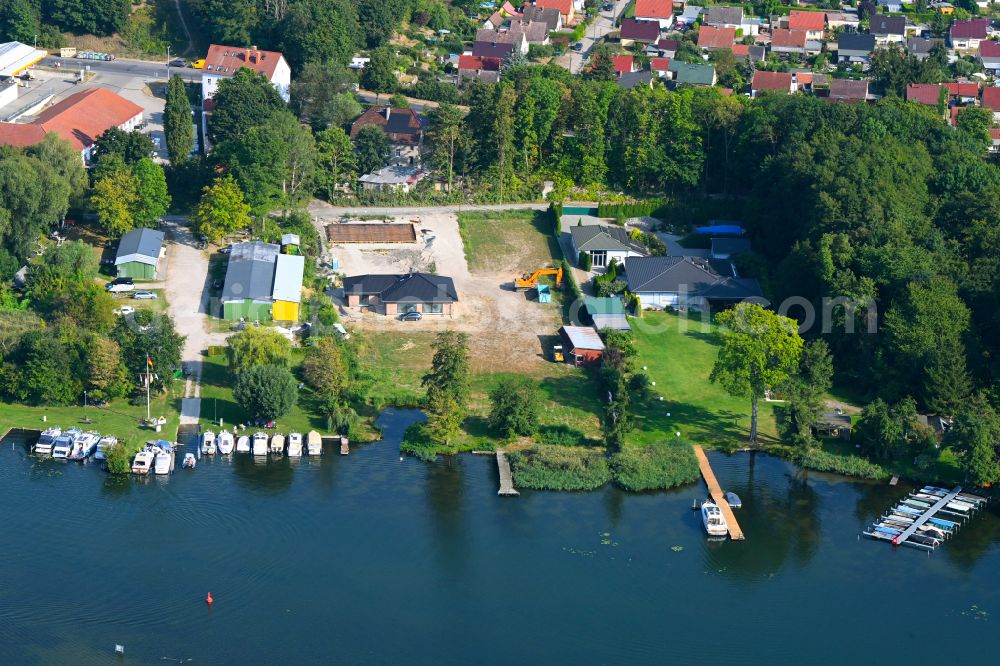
[384,106,391,121]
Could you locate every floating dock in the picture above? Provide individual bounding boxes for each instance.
[863,485,988,551]
[496,451,519,496]
[692,445,744,540]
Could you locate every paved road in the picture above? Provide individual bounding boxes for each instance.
[556,0,633,75]
[308,200,550,219]
[39,56,201,83]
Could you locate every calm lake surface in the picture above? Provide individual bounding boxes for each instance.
[3,409,1000,664]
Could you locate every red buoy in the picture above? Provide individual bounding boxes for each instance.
[206,592,214,605]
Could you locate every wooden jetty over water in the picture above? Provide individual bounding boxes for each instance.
[863,485,989,551]
[692,445,744,540]
[496,451,519,496]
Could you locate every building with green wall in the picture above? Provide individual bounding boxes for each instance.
[115,228,165,280]
[220,240,303,322]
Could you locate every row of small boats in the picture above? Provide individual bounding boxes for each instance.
[864,485,989,551]
[131,441,174,475]
[33,427,117,461]
[199,430,325,457]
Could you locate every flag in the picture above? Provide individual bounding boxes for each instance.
[146,354,154,370]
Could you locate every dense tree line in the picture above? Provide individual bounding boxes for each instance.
[0,0,129,43]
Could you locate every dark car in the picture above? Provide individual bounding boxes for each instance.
[168,58,186,67]
[571,42,583,51]
[399,311,422,321]
[110,277,134,286]
[602,3,614,10]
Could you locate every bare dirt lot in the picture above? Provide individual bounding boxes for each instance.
[316,211,566,372]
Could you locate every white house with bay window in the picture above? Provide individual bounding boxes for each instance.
[570,222,649,270]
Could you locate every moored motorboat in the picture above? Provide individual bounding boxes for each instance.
[95,436,117,461]
[132,449,155,475]
[69,432,100,460]
[270,433,285,455]
[201,430,216,455]
[153,441,173,475]
[251,431,268,456]
[340,436,349,456]
[236,435,250,453]
[701,500,728,537]
[306,430,322,456]
[217,431,235,455]
[34,427,61,454]
[287,432,303,457]
[52,433,75,459]
[724,491,742,509]
[182,452,197,469]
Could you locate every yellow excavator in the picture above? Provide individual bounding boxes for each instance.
[514,266,563,291]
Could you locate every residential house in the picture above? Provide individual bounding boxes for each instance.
[571,224,650,269]
[877,0,902,12]
[703,6,743,29]
[115,228,165,280]
[509,20,551,46]
[945,82,979,105]
[871,15,906,45]
[836,32,876,63]
[907,37,944,60]
[733,43,767,63]
[583,296,631,332]
[828,78,869,101]
[978,40,1000,72]
[342,273,458,316]
[649,38,679,58]
[533,0,574,23]
[677,5,703,25]
[484,12,507,30]
[950,18,990,50]
[458,54,502,84]
[650,57,672,77]
[351,106,426,166]
[521,5,563,31]
[770,29,809,56]
[906,83,945,107]
[623,256,763,310]
[698,26,736,51]
[634,0,675,29]
[613,55,636,76]
[982,87,1000,122]
[668,61,717,86]
[201,44,291,146]
[221,241,304,322]
[710,238,751,260]
[471,41,515,60]
[0,87,142,162]
[787,10,826,40]
[475,28,529,55]
[558,326,605,366]
[814,412,853,440]
[617,70,656,90]
[751,70,795,96]
[825,11,860,31]
[989,127,1000,152]
[358,165,427,193]
[620,19,661,46]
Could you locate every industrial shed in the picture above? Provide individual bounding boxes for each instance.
[115,228,165,279]
[220,241,302,322]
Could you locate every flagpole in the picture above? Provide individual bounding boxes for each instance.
[146,352,151,422]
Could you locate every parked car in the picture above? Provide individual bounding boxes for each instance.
[133,291,158,300]
[110,276,133,285]
[168,59,186,67]
[399,311,422,321]
[114,306,135,316]
[602,2,614,10]
[219,245,232,254]
[191,59,206,69]
[106,282,134,293]
[571,42,583,51]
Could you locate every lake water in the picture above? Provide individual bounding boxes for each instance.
[3,409,1000,664]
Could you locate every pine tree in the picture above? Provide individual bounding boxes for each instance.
[163,75,195,163]
[922,339,972,416]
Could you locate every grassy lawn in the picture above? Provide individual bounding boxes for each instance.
[0,391,181,446]
[457,210,561,274]
[630,310,779,448]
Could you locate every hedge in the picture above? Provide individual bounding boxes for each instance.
[597,199,669,220]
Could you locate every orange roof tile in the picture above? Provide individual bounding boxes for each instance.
[613,55,635,74]
[634,0,673,20]
[0,88,143,152]
[204,44,285,79]
[788,10,826,32]
[699,26,736,49]
[752,70,794,92]
[772,29,808,49]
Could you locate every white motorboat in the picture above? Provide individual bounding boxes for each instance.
[269,433,285,455]
[306,430,322,456]
[34,427,61,454]
[252,431,268,456]
[95,436,117,460]
[701,500,728,537]
[236,435,250,453]
[217,431,235,455]
[287,432,303,457]
[201,430,216,455]
[182,452,197,469]
[52,433,75,459]
[154,442,173,475]
[132,449,155,475]
[69,432,100,461]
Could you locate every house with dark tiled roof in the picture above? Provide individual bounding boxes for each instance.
[571,224,649,269]
[351,106,426,166]
[907,37,943,60]
[342,273,458,316]
[620,19,661,46]
[623,256,762,310]
[871,14,906,45]
[520,5,563,31]
[472,41,515,60]
[836,32,876,63]
[475,28,529,54]
[648,38,678,58]
[950,18,990,50]
[828,78,869,102]
[617,70,656,90]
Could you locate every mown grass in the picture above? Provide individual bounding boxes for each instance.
[630,310,780,447]
[457,209,562,274]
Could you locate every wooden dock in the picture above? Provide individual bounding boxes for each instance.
[496,451,519,496]
[692,445,744,540]
[892,486,961,548]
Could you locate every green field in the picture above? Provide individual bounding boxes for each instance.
[457,209,561,274]
[630,310,779,448]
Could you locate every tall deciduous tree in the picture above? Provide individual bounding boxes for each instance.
[426,102,465,192]
[315,126,357,198]
[488,376,540,439]
[360,47,398,99]
[782,339,834,448]
[92,127,154,166]
[302,336,348,399]
[110,310,185,392]
[234,363,298,420]
[290,62,360,129]
[711,303,804,444]
[91,169,139,236]
[353,125,390,175]
[163,74,195,163]
[226,326,292,376]
[131,158,171,227]
[209,69,287,146]
[945,393,1000,486]
[192,176,251,243]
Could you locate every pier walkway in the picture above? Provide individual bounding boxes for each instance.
[892,486,961,547]
[497,451,519,496]
[692,445,744,540]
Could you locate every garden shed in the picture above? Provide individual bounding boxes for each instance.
[559,325,606,367]
[115,228,165,280]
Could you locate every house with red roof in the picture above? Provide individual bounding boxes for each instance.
[698,26,736,51]
[787,10,826,41]
[906,83,946,107]
[351,106,426,166]
[978,41,1000,72]
[751,71,795,97]
[989,127,1000,152]
[532,0,574,23]
[0,87,143,162]
[950,18,990,50]
[982,87,1000,122]
[650,57,671,77]
[634,0,674,29]
[771,29,813,55]
[458,55,501,84]
[944,82,979,105]
[613,55,636,76]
